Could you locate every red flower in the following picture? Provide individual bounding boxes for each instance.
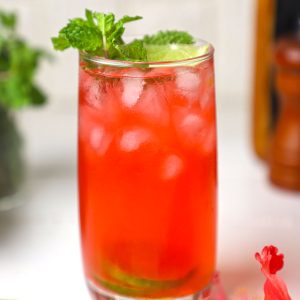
[255,246,291,300]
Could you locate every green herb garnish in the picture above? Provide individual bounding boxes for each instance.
[51,10,200,62]
[52,10,146,61]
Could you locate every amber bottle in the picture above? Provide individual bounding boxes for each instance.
[252,0,300,160]
[252,0,275,160]
[270,36,300,190]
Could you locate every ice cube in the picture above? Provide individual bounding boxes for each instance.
[198,68,215,112]
[161,154,184,180]
[200,125,216,155]
[80,71,103,109]
[199,89,214,112]
[176,113,205,146]
[176,69,201,103]
[181,114,205,136]
[177,113,216,154]
[119,128,152,152]
[122,71,145,108]
[134,84,170,126]
[90,126,112,156]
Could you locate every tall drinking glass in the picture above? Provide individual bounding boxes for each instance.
[78,39,217,300]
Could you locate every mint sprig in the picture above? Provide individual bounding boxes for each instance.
[52,10,146,61]
[52,10,197,62]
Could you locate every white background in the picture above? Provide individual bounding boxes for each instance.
[0,1,300,299]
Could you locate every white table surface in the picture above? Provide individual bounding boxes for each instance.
[0,97,299,299]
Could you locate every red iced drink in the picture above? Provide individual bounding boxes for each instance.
[79,48,217,298]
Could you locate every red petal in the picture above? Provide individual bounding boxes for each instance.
[264,277,291,300]
[255,245,292,300]
[255,245,284,274]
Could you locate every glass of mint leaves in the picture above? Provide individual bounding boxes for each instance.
[0,10,47,210]
[52,10,217,300]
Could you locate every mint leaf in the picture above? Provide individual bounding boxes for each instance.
[51,36,70,51]
[53,19,102,52]
[92,12,116,56]
[85,9,95,26]
[93,12,115,33]
[117,40,147,61]
[118,15,142,24]
[142,30,195,45]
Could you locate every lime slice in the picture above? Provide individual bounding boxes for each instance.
[95,276,152,297]
[105,262,194,289]
[94,261,196,296]
[146,44,209,62]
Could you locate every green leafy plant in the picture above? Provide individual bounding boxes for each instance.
[0,9,47,201]
[0,9,47,109]
[0,106,23,198]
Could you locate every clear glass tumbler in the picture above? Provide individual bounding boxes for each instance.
[78,39,217,300]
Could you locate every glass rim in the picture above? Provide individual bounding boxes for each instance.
[80,38,214,68]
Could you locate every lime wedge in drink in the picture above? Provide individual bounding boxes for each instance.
[146,44,210,62]
[94,261,195,296]
[95,276,153,296]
